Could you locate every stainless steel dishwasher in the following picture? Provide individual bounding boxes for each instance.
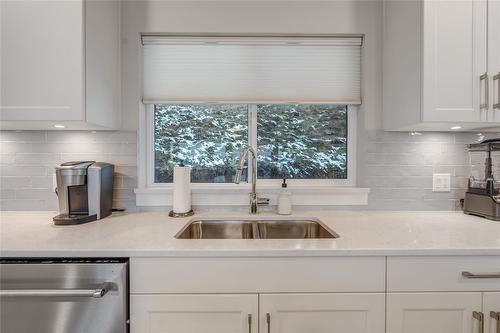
[0,258,129,333]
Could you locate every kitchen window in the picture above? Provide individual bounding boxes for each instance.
[148,103,355,186]
[136,34,367,206]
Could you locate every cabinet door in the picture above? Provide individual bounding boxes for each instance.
[490,0,500,121]
[422,0,487,123]
[387,292,482,333]
[484,292,500,333]
[130,294,258,333]
[259,293,385,333]
[0,0,84,121]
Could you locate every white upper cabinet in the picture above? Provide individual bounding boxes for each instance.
[0,1,83,122]
[0,0,120,130]
[383,0,498,131]
[422,0,487,123]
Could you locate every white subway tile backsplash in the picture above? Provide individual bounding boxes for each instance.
[411,132,454,143]
[0,154,16,165]
[104,154,137,166]
[0,165,47,177]
[30,176,54,189]
[114,166,137,178]
[1,189,15,200]
[121,176,137,189]
[14,153,61,165]
[454,166,471,177]
[0,130,138,212]
[15,189,55,200]
[46,131,137,144]
[0,177,31,189]
[113,188,135,200]
[0,142,33,153]
[0,131,46,142]
[363,130,496,210]
[0,129,494,212]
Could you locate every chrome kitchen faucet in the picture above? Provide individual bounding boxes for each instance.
[234,146,269,214]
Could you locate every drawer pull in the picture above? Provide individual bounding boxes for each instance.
[494,73,500,110]
[491,311,500,333]
[480,73,489,111]
[462,271,500,279]
[473,311,484,333]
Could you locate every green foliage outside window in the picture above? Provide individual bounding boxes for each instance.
[257,104,347,179]
[154,104,348,183]
[154,104,248,183]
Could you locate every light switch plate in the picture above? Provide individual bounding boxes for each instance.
[433,173,451,192]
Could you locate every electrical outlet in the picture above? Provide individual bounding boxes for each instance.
[433,173,451,192]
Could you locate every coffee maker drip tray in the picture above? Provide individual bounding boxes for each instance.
[53,213,98,225]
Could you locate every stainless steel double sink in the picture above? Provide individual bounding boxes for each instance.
[175,218,339,239]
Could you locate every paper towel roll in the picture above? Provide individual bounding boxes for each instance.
[172,166,191,213]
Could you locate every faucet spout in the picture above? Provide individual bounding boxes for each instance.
[234,146,268,214]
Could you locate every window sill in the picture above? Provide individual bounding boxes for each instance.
[134,185,370,207]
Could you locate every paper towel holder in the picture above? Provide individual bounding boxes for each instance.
[169,209,194,218]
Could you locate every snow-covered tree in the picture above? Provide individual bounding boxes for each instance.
[154,104,347,183]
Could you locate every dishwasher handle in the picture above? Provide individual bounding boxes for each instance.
[462,271,500,279]
[0,282,114,298]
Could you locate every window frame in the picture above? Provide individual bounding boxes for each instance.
[142,103,357,189]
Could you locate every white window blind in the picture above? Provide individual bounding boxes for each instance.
[142,35,362,104]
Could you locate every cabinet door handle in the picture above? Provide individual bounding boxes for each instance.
[494,73,500,110]
[480,73,489,111]
[266,312,271,333]
[473,311,484,333]
[462,271,500,279]
[247,314,252,333]
[491,311,500,333]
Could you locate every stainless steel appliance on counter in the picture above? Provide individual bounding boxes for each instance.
[464,138,500,220]
[54,161,114,225]
[0,258,128,333]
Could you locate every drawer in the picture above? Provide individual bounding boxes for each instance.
[130,256,385,294]
[387,256,500,292]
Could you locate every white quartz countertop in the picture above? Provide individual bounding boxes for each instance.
[1,211,500,257]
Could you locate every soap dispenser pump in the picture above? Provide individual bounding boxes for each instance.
[278,178,292,215]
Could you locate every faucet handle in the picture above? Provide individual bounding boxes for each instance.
[257,197,270,206]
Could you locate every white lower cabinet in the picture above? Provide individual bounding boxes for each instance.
[485,292,500,333]
[386,292,483,333]
[260,293,385,333]
[129,256,499,333]
[130,294,258,333]
[130,293,385,333]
